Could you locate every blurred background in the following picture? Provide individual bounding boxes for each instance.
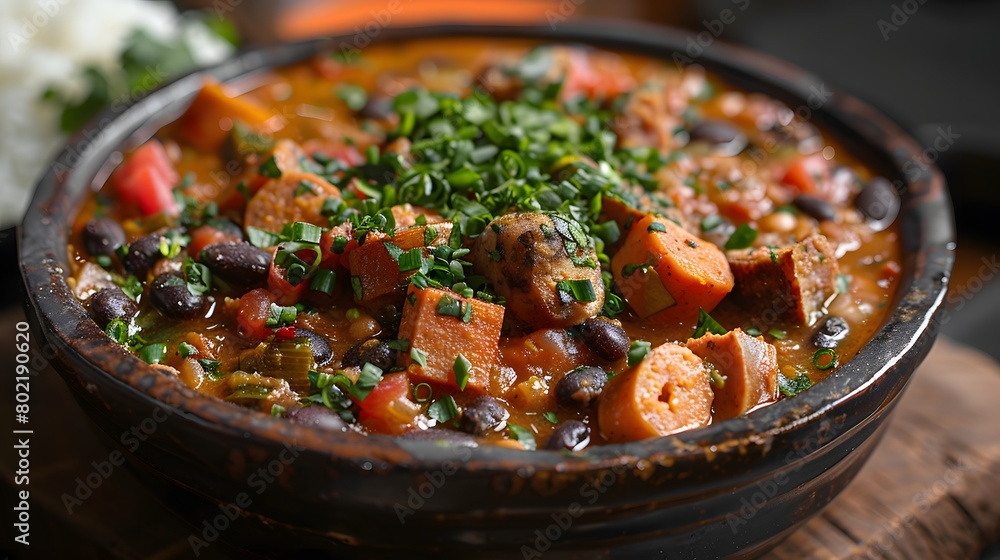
[2,0,998,558]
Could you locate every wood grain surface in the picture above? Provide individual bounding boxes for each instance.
[768,338,1000,560]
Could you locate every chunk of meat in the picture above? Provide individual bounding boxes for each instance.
[597,342,713,442]
[685,329,779,421]
[611,214,734,323]
[726,234,839,325]
[244,171,340,233]
[397,286,506,395]
[471,213,604,329]
[348,222,453,308]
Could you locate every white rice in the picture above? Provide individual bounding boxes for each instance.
[0,0,233,226]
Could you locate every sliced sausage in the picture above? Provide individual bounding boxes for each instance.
[686,328,778,420]
[597,342,713,442]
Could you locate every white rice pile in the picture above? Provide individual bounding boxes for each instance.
[0,0,233,227]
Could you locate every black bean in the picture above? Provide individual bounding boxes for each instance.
[295,327,334,367]
[855,177,900,231]
[688,119,748,156]
[459,396,509,436]
[555,367,608,408]
[359,95,394,120]
[149,272,206,319]
[199,243,270,285]
[88,286,138,328]
[793,195,836,222]
[122,233,164,277]
[341,338,397,371]
[286,405,345,431]
[399,428,479,447]
[576,317,630,361]
[544,420,590,452]
[82,218,126,257]
[814,316,849,348]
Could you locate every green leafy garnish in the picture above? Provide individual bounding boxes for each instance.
[265,303,297,329]
[427,395,459,423]
[627,340,651,367]
[724,224,758,250]
[453,354,471,391]
[556,279,597,303]
[692,308,727,339]
[778,371,813,397]
[507,423,537,451]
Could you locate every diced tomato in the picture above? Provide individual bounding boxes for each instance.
[188,225,241,257]
[267,255,307,305]
[114,140,179,217]
[345,177,372,201]
[274,326,297,341]
[236,288,275,341]
[562,50,635,101]
[782,153,830,195]
[356,373,420,435]
[319,225,359,271]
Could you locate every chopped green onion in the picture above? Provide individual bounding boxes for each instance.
[412,382,433,403]
[247,227,281,248]
[556,279,596,303]
[290,222,323,244]
[647,222,667,233]
[768,328,786,340]
[426,395,459,423]
[309,268,336,295]
[351,363,383,400]
[835,274,851,294]
[178,342,199,358]
[346,308,361,321]
[627,340,651,367]
[542,411,558,424]
[692,308,728,339]
[265,303,297,329]
[271,404,286,417]
[351,276,363,300]
[258,156,282,178]
[397,248,424,272]
[813,348,839,370]
[453,354,471,391]
[778,371,813,397]
[507,423,536,451]
[336,83,368,111]
[138,343,167,365]
[410,347,428,367]
[724,224,758,250]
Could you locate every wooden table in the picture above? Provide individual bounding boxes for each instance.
[2,299,999,558]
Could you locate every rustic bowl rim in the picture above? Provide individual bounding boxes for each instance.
[19,21,954,474]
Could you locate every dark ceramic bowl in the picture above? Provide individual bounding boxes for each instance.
[19,22,953,558]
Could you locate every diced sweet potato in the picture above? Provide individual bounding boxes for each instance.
[597,342,713,442]
[611,214,734,323]
[176,80,281,152]
[390,203,445,229]
[726,234,839,325]
[244,171,340,233]
[685,328,778,421]
[397,286,506,394]
[599,195,646,252]
[348,222,452,307]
